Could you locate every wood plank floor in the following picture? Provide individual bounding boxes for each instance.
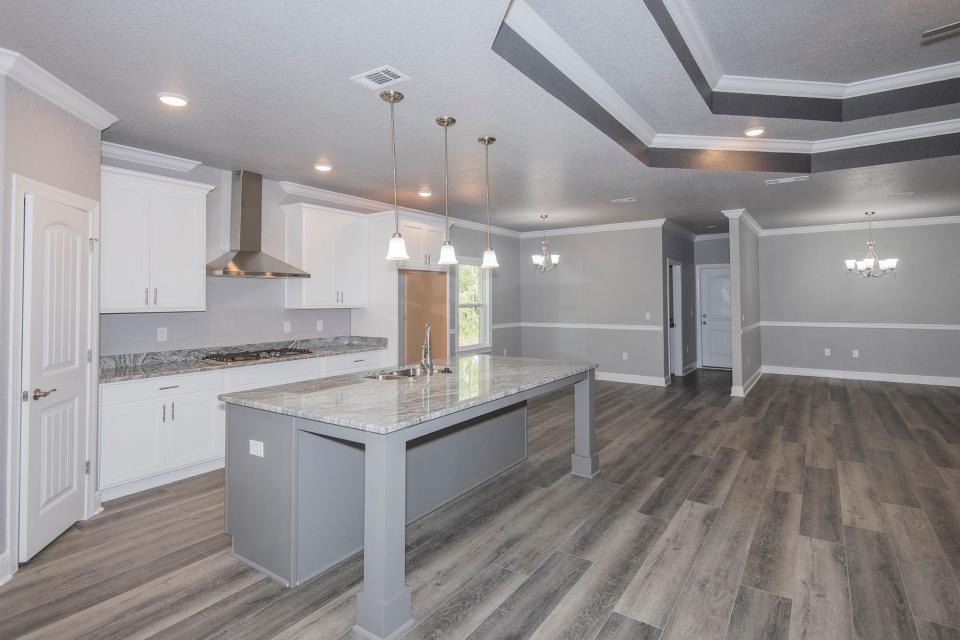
[3,370,960,639]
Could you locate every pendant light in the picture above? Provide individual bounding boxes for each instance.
[382,90,410,261]
[843,211,898,278]
[435,116,458,265]
[531,214,560,272]
[478,136,499,269]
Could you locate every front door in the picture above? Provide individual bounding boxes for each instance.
[699,266,732,369]
[20,191,93,561]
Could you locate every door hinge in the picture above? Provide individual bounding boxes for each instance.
[85,460,91,475]
[88,237,99,253]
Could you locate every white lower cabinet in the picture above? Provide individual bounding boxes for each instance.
[99,351,387,499]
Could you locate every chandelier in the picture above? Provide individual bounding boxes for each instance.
[531,214,559,272]
[844,211,898,278]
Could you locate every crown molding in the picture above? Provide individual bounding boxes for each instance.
[101,165,215,192]
[812,118,960,153]
[0,47,117,130]
[722,208,763,235]
[101,141,201,172]
[663,219,696,241]
[660,0,723,86]
[759,215,960,236]
[277,180,392,213]
[518,218,666,238]
[695,233,728,242]
[504,0,656,144]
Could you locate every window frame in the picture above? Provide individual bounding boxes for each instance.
[456,258,492,353]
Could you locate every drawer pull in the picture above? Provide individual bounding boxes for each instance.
[158,385,181,391]
[353,359,365,363]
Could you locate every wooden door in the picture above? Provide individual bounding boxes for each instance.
[699,266,732,369]
[401,270,448,365]
[20,193,92,560]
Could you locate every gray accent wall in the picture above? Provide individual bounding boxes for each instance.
[98,159,351,355]
[1,79,102,562]
[694,236,730,265]
[519,227,666,378]
[759,222,960,378]
[662,225,698,372]
[729,216,762,389]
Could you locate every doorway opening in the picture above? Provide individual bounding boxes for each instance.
[696,264,733,370]
[667,261,684,376]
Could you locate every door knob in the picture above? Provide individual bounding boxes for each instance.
[32,388,57,400]
[702,320,707,325]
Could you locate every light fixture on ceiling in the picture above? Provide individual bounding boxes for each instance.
[844,211,898,278]
[706,225,717,229]
[744,126,766,137]
[314,163,333,172]
[417,189,432,198]
[478,136,499,269]
[381,90,410,261]
[435,116,458,265]
[157,92,189,107]
[531,214,560,273]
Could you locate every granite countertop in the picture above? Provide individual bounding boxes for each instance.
[218,354,596,434]
[100,336,387,383]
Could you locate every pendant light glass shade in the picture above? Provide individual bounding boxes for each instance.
[435,116,458,265]
[386,232,410,261]
[381,90,409,261]
[479,135,498,269]
[843,212,898,278]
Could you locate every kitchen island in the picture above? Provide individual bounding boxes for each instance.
[219,354,598,640]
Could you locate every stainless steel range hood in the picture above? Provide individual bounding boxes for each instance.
[206,170,310,278]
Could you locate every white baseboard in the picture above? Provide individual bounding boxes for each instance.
[99,458,224,502]
[0,551,12,586]
[596,371,670,386]
[761,365,960,387]
[731,367,763,397]
[681,362,698,376]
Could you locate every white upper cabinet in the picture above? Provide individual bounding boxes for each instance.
[283,203,369,309]
[100,167,214,313]
[399,219,445,267]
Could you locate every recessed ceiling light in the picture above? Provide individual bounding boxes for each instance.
[417,189,432,198]
[706,225,717,229]
[157,92,189,107]
[314,163,333,172]
[744,126,765,137]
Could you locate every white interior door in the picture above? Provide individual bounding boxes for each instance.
[20,193,92,560]
[668,263,683,375]
[699,266,732,369]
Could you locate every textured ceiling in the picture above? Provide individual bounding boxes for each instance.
[1,0,958,233]
[688,0,960,83]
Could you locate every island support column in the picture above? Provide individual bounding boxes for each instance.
[354,433,413,640]
[570,369,599,477]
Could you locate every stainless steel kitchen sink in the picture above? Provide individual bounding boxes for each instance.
[365,366,451,381]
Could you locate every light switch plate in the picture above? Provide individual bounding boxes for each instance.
[249,440,264,457]
[283,320,291,334]
[316,320,324,332]
[824,348,831,357]
[852,349,859,358]
[156,327,168,342]
[622,352,629,360]
[645,312,651,320]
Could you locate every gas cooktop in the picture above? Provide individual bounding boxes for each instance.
[204,348,312,363]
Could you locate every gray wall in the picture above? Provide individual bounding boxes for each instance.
[1,79,102,562]
[663,225,698,373]
[519,227,666,378]
[98,159,351,355]
[695,236,730,264]
[449,225,522,357]
[729,216,762,388]
[760,223,960,377]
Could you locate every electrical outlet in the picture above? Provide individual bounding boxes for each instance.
[824,347,831,357]
[503,348,507,356]
[249,440,264,457]
[622,352,629,361]
[645,312,651,320]
[852,349,859,358]
[747,354,750,365]
[685,345,689,353]
[156,327,168,342]
[316,320,324,332]
[283,320,292,334]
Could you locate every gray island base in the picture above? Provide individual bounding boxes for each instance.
[220,355,598,640]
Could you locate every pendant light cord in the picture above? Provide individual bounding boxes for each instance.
[443,124,450,242]
[484,143,491,249]
[390,100,399,232]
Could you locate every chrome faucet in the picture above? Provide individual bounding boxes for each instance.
[420,322,434,375]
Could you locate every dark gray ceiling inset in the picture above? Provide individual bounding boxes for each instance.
[643,0,960,122]
[492,22,960,173]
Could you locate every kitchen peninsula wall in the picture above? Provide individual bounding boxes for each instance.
[98,157,351,355]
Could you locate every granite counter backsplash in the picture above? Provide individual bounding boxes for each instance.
[100,336,387,383]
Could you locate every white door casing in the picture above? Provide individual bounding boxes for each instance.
[698,265,732,369]
[668,261,683,376]
[18,184,98,561]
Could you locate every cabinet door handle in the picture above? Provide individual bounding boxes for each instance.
[153,288,158,305]
[144,288,149,306]
[158,384,180,391]
[162,403,166,423]
[171,401,175,421]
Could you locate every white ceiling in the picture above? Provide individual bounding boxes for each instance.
[1,0,959,233]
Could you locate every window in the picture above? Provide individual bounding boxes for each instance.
[457,260,491,351]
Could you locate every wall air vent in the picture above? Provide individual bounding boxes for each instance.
[764,175,810,186]
[350,65,410,90]
[611,197,637,203]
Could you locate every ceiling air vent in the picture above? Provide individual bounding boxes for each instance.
[350,65,410,90]
[764,175,810,186]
